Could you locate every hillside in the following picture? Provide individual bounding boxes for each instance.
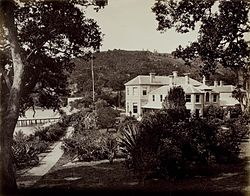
[69,49,236,96]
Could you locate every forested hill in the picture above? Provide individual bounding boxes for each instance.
[70,49,236,95]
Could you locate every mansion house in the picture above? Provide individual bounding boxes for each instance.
[125,71,239,119]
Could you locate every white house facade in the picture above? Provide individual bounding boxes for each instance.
[211,81,240,107]
[124,71,234,119]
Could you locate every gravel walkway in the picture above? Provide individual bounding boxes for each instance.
[16,126,74,188]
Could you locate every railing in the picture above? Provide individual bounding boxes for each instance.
[16,117,60,127]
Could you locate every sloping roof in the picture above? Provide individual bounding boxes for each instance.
[148,85,170,95]
[197,84,213,90]
[212,85,235,93]
[175,77,203,86]
[220,97,240,106]
[148,84,203,95]
[182,84,203,94]
[124,75,168,86]
[125,75,202,86]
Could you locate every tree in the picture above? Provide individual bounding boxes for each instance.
[163,86,186,110]
[0,0,107,191]
[232,85,248,111]
[95,105,119,130]
[162,86,190,121]
[152,0,250,112]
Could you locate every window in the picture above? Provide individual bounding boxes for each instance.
[152,95,155,102]
[132,87,138,96]
[133,103,138,114]
[186,94,191,102]
[160,95,163,102]
[127,103,129,113]
[195,95,200,103]
[142,89,147,96]
[205,92,209,102]
[213,95,217,102]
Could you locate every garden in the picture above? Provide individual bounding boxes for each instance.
[15,90,250,194]
[13,116,69,170]
[31,105,250,194]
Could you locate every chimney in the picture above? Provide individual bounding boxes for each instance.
[150,73,156,83]
[184,73,190,85]
[202,75,206,85]
[173,71,178,78]
[169,75,174,86]
[172,71,178,85]
[220,80,223,87]
[214,80,218,87]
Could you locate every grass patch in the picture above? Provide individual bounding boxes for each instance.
[31,153,249,194]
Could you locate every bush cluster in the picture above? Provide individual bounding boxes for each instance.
[34,122,67,142]
[13,118,69,169]
[12,131,49,169]
[62,129,117,162]
[60,105,121,163]
[119,108,249,180]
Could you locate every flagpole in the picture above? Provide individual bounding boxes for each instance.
[91,50,95,103]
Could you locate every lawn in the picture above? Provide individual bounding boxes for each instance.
[17,151,250,196]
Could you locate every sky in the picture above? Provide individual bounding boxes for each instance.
[85,0,199,53]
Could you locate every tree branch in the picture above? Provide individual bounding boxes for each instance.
[26,28,57,61]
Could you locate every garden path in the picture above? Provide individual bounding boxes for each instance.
[16,126,74,188]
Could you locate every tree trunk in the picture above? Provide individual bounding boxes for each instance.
[246,70,250,114]
[1,0,25,192]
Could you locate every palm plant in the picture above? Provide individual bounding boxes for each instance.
[118,123,140,169]
[118,124,139,155]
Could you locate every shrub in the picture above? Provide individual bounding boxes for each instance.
[118,116,138,131]
[13,116,70,169]
[212,116,249,163]
[227,104,242,118]
[118,123,140,168]
[95,106,119,129]
[62,129,116,162]
[12,130,49,169]
[34,122,67,142]
[203,105,225,120]
[121,109,249,180]
[119,111,166,179]
[69,108,95,130]
[69,95,92,111]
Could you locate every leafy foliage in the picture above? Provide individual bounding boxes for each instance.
[163,86,186,110]
[1,0,103,115]
[0,0,106,189]
[34,122,67,142]
[203,105,225,120]
[121,109,249,180]
[12,130,48,169]
[95,106,119,129]
[152,0,250,79]
[232,86,248,112]
[62,129,116,162]
[12,115,69,169]
[226,104,243,119]
[118,123,140,167]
